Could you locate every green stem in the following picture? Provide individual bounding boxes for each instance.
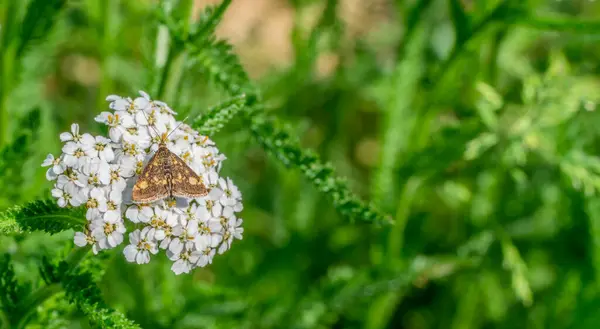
[96,0,119,115]
[162,49,187,104]
[432,1,511,93]
[155,1,195,103]
[0,43,15,148]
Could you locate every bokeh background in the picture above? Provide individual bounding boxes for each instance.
[2,0,600,328]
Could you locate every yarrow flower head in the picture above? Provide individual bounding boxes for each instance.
[43,91,244,275]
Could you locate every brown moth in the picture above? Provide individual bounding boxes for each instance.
[132,131,209,203]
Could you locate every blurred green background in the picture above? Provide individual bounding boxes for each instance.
[2,0,600,328]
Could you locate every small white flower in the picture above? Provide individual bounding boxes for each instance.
[78,158,111,189]
[218,177,242,207]
[142,207,179,241]
[114,141,147,162]
[99,188,122,213]
[78,133,97,153]
[84,188,107,220]
[41,154,65,180]
[74,230,100,254]
[159,219,182,250]
[169,219,199,256]
[195,238,216,267]
[123,230,158,264]
[56,168,86,192]
[202,170,220,189]
[90,213,126,249]
[87,136,115,162]
[62,141,92,169]
[52,183,86,207]
[125,204,154,223]
[95,111,136,142]
[60,123,82,142]
[197,197,222,218]
[218,217,243,254]
[168,246,201,275]
[107,164,130,190]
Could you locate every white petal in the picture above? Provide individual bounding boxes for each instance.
[123,245,137,262]
[57,198,67,208]
[171,259,189,275]
[104,210,121,223]
[42,154,54,166]
[107,234,116,247]
[169,239,183,255]
[59,132,73,142]
[136,250,150,264]
[129,230,141,244]
[154,229,166,241]
[62,142,78,154]
[51,188,63,198]
[46,168,59,181]
[125,206,140,222]
[74,232,88,247]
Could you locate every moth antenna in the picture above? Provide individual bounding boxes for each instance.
[140,108,161,138]
[166,116,189,139]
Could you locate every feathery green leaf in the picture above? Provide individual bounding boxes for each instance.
[184,30,390,224]
[192,94,247,136]
[0,254,27,317]
[0,199,86,235]
[188,37,254,96]
[60,260,140,329]
[189,0,232,44]
[246,107,392,225]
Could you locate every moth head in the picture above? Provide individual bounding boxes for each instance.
[160,132,169,145]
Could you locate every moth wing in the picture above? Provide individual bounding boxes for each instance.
[132,148,170,203]
[168,152,209,199]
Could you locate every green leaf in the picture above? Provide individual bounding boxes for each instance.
[371,23,428,209]
[189,0,232,44]
[192,94,247,136]
[519,15,600,33]
[449,0,471,45]
[60,260,141,329]
[188,38,255,96]
[0,108,42,208]
[183,33,390,225]
[17,0,67,57]
[246,108,392,226]
[0,199,86,235]
[0,254,27,317]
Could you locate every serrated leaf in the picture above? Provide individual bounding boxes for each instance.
[192,94,247,135]
[0,254,27,316]
[189,0,232,44]
[0,199,86,235]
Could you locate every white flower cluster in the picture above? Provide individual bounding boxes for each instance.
[42,91,244,275]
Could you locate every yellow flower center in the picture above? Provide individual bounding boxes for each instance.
[103,223,115,235]
[86,198,98,209]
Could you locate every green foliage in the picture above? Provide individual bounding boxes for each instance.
[16,0,66,57]
[0,108,41,208]
[3,0,600,328]
[192,94,247,136]
[0,199,85,235]
[0,254,28,319]
[59,261,141,329]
